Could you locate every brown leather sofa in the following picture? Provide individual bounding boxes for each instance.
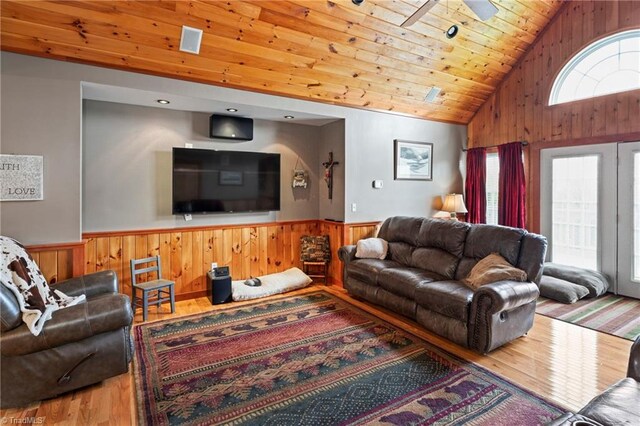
[548,335,640,425]
[1,270,134,408]
[338,217,547,353]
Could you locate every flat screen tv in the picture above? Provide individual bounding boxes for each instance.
[172,148,280,214]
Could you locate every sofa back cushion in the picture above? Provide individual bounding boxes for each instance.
[378,217,423,266]
[387,242,414,266]
[377,217,423,245]
[416,219,470,257]
[516,233,547,285]
[455,224,526,280]
[411,248,459,279]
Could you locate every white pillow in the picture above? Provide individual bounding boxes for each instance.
[355,238,388,260]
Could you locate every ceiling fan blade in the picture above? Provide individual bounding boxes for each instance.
[400,0,440,28]
[463,0,499,21]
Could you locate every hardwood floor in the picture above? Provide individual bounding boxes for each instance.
[1,285,632,425]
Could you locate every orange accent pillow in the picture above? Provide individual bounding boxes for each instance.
[464,253,528,289]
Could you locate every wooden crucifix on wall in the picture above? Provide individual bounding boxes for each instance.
[322,151,339,200]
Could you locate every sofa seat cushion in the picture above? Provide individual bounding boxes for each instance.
[377,268,445,299]
[414,281,474,322]
[579,378,640,425]
[347,259,402,286]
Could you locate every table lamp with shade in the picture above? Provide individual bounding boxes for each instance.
[442,193,468,221]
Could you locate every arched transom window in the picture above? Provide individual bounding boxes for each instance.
[549,29,640,105]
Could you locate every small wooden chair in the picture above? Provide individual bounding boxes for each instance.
[130,256,175,321]
[301,235,331,285]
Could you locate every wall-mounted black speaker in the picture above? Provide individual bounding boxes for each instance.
[209,114,253,141]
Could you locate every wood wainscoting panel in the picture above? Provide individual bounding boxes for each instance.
[83,220,319,300]
[347,221,381,245]
[23,220,384,296]
[26,241,86,284]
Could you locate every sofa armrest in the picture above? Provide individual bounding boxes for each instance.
[53,270,119,299]
[1,293,133,356]
[469,280,540,353]
[629,335,640,380]
[471,280,540,314]
[338,245,357,264]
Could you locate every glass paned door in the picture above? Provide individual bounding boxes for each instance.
[550,156,599,270]
[617,141,640,299]
[540,144,617,290]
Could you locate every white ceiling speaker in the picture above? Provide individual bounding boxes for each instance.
[180,25,203,55]
[424,86,442,103]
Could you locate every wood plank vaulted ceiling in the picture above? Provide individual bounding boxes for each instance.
[0,0,564,124]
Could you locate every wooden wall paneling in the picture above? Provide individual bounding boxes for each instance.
[282,225,292,271]
[158,233,172,281]
[56,249,71,283]
[134,235,147,283]
[258,227,268,276]
[220,229,232,272]
[266,226,277,275]
[122,235,135,298]
[170,232,182,292]
[181,231,193,294]
[30,252,40,268]
[202,230,214,281]
[249,227,259,278]
[230,228,242,279]
[85,238,96,274]
[239,227,250,279]
[108,236,123,293]
[38,250,58,284]
[275,225,284,273]
[468,0,640,148]
[192,230,204,293]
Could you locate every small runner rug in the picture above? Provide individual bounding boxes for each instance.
[536,294,640,341]
[133,291,563,425]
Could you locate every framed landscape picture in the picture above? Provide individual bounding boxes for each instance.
[394,140,433,181]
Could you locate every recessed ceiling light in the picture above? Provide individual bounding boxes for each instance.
[156,99,170,104]
[446,25,459,39]
[284,115,295,119]
[226,108,238,112]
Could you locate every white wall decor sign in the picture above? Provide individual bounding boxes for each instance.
[0,154,44,201]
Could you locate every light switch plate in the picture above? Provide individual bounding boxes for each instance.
[351,203,357,212]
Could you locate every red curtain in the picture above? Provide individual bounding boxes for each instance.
[498,142,526,228]
[465,147,486,224]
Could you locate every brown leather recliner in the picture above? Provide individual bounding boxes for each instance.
[548,335,640,425]
[1,270,134,408]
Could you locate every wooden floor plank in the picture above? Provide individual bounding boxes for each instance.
[1,284,632,424]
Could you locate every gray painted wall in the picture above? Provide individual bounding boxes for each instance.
[319,120,346,221]
[345,115,466,222]
[0,62,82,244]
[1,52,466,244]
[83,101,321,231]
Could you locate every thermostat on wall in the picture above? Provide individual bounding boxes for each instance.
[372,180,383,189]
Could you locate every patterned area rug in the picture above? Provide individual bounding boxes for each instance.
[537,294,640,341]
[133,291,563,425]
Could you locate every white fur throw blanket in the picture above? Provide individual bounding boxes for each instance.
[0,236,85,335]
[232,267,313,301]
